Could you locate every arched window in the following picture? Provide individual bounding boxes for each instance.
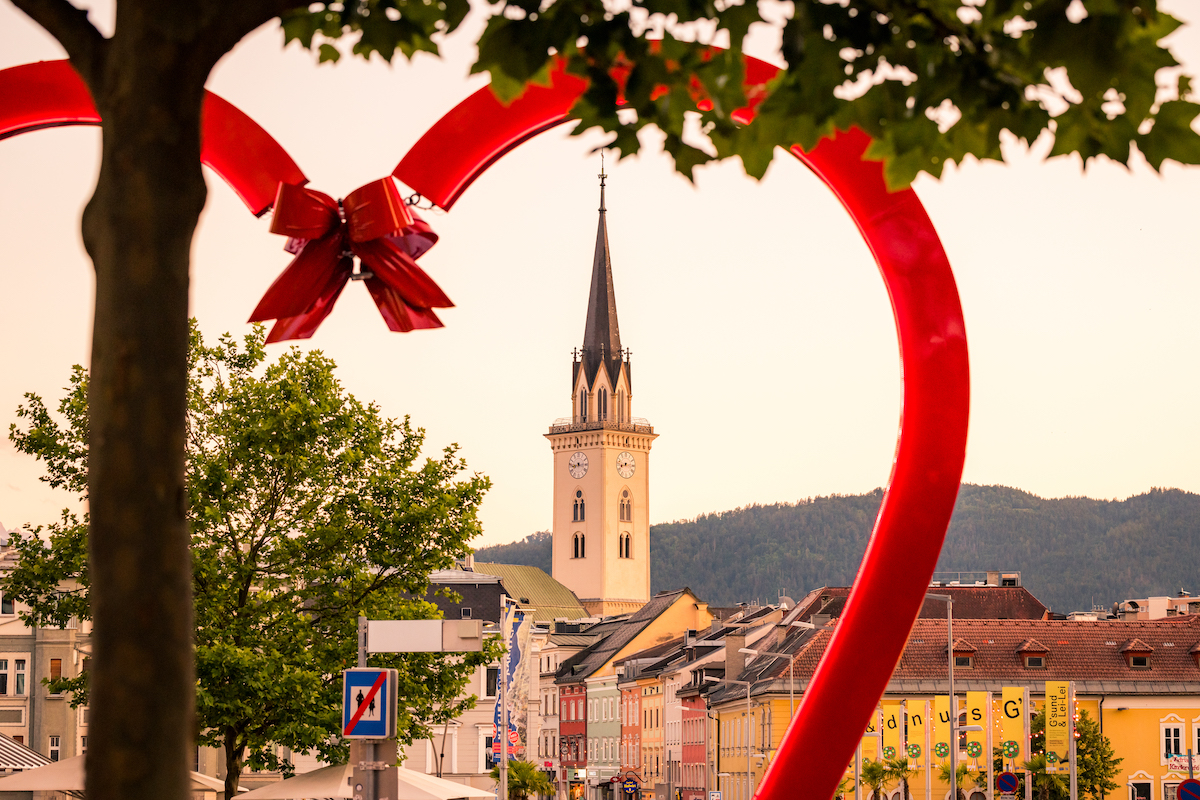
[598,388,608,420]
[620,489,632,522]
[620,532,632,559]
[573,532,586,559]
[574,489,585,522]
[617,390,625,423]
[579,390,588,422]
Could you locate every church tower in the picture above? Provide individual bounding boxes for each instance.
[546,170,656,618]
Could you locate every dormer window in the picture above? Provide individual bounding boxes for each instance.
[1025,656,1045,668]
[1121,638,1153,669]
[1017,639,1049,670]
[949,638,976,669]
[954,656,973,669]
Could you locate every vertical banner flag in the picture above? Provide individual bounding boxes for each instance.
[493,606,533,760]
[863,707,881,762]
[1001,687,1027,769]
[965,692,989,771]
[882,702,903,761]
[906,699,927,766]
[1045,681,1071,774]
[934,695,952,763]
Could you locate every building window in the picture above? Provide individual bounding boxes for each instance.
[50,659,62,682]
[49,736,60,762]
[579,391,588,422]
[620,490,632,522]
[486,667,499,698]
[1129,784,1151,800]
[620,532,632,559]
[954,656,973,669]
[574,532,586,559]
[1164,725,1183,758]
[82,736,88,756]
[598,388,608,421]
[0,594,12,616]
[0,659,28,697]
[574,491,585,522]
[1025,656,1045,668]
[461,607,472,619]
[485,736,495,769]
[1132,655,1151,669]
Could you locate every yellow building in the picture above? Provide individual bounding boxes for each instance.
[714,614,1200,800]
[546,176,656,618]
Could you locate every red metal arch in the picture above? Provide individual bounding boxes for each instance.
[0,60,306,216]
[396,58,970,800]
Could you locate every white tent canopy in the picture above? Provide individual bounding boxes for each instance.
[237,764,496,800]
[0,755,235,792]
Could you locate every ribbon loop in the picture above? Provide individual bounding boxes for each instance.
[251,178,452,343]
[344,178,415,243]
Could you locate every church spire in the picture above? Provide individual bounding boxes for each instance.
[580,155,624,388]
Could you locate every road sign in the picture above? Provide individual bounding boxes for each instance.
[623,778,639,794]
[997,772,1019,795]
[342,668,397,739]
[1177,779,1200,800]
[709,793,723,800]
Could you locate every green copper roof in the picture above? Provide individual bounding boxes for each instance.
[472,562,588,622]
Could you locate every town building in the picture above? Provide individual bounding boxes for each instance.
[1115,590,1200,621]
[546,174,656,618]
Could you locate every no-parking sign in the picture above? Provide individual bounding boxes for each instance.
[342,668,398,738]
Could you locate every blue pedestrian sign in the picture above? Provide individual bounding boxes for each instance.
[1177,779,1200,800]
[342,668,398,739]
[997,772,1019,795]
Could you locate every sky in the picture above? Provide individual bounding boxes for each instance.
[1,1,1198,549]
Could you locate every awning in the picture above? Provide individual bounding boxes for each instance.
[0,755,240,792]
[0,732,50,771]
[237,764,496,800]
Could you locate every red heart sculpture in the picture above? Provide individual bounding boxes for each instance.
[2,53,970,800]
[393,56,970,800]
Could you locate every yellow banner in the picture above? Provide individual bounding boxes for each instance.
[906,699,928,767]
[882,702,903,762]
[965,692,989,770]
[862,707,880,762]
[1045,681,1071,773]
[1000,687,1026,767]
[933,695,952,762]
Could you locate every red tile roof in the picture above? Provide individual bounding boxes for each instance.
[1016,639,1049,654]
[1120,638,1154,654]
[779,616,1200,684]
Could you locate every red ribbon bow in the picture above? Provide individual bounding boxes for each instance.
[250,178,452,343]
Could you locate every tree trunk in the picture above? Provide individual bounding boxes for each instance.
[224,729,247,799]
[82,16,207,800]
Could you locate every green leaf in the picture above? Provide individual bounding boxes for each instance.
[318,43,341,63]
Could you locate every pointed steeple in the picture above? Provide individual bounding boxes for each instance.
[580,157,625,389]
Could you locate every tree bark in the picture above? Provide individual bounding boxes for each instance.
[81,17,207,800]
[224,729,247,798]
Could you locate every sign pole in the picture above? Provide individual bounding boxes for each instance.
[925,700,932,800]
[358,615,368,668]
[1068,684,1077,800]
[987,693,994,800]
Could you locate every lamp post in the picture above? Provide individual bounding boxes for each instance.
[737,648,796,719]
[705,677,755,799]
[925,593,958,800]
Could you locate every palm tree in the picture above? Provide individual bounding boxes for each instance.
[860,759,891,800]
[1023,755,1068,800]
[937,762,981,800]
[836,775,856,800]
[489,759,554,800]
[885,757,918,800]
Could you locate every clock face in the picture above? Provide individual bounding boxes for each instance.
[568,451,589,479]
[616,451,635,479]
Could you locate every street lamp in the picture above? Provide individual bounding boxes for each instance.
[705,676,756,799]
[738,647,797,719]
[925,593,959,800]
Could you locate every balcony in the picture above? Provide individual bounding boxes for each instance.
[548,417,654,435]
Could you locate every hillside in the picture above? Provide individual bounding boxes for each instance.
[472,485,1200,613]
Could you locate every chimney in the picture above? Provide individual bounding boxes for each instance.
[726,633,747,681]
[986,571,1000,586]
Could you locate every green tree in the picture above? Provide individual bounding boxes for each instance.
[5,323,499,798]
[8,1,1198,799]
[1026,708,1122,800]
[937,762,982,800]
[490,759,554,800]
[885,756,918,800]
[860,758,890,800]
[1022,754,1068,800]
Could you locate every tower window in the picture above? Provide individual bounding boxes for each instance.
[574,490,585,522]
[579,390,588,422]
[617,390,625,423]
[574,533,586,559]
[620,490,632,522]
[598,388,608,421]
[620,533,632,559]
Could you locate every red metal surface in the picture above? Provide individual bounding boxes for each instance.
[250,179,451,343]
[396,56,969,800]
[0,60,306,216]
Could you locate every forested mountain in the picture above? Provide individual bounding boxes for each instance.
[472,485,1200,613]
